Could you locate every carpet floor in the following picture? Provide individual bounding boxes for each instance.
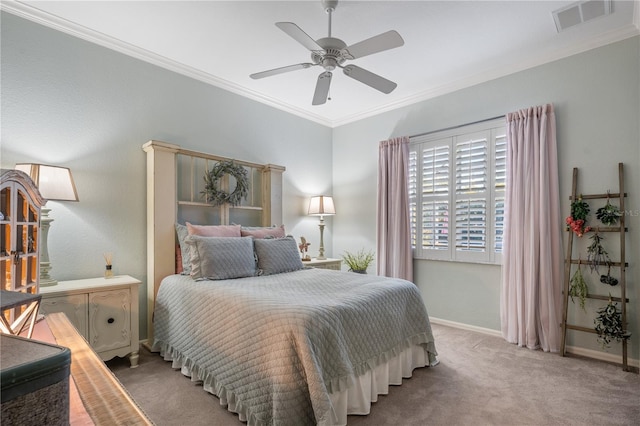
[107,324,639,425]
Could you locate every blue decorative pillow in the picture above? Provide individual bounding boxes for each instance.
[254,236,303,275]
[185,236,257,280]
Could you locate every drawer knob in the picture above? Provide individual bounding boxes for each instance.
[107,317,115,324]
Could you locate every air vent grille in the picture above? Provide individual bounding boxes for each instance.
[552,0,612,32]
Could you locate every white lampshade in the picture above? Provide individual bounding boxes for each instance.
[15,163,79,201]
[308,195,335,216]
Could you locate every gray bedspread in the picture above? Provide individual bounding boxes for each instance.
[152,268,437,426]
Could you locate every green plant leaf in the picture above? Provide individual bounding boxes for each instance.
[341,248,375,272]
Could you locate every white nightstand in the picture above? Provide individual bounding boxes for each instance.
[304,258,342,270]
[39,275,141,367]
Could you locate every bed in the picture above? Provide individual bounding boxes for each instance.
[143,141,438,425]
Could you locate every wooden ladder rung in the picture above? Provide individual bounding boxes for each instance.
[564,226,628,233]
[565,324,597,334]
[585,294,629,303]
[566,259,628,267]
[569,192,627,200]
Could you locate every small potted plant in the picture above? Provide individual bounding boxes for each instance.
[341,249,375,274]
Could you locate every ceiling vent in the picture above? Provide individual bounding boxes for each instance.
[552,0,612,32]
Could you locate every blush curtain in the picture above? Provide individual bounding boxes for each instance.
[500,104,564,352]
[377,136,413,281]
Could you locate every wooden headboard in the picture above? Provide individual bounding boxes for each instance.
[142,140,285,343]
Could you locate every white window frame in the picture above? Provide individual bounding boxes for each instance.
[409,118,506,265]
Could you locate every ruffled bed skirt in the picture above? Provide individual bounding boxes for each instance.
[165,344,436,426]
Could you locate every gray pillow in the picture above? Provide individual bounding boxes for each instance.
[185,235,256,280]
[254,236,304,275]
[176,223,192,275]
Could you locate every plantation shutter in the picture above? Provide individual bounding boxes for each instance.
[409,117,506,264]
[454,134,488,257]
[494,131,507,254]
[408,150,418,249]
[421,144,450,255]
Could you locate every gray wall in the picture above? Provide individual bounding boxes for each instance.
[332,36,640,361]
[1,12,334,340]
[2,11,639,364]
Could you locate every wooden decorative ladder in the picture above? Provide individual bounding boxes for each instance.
[560,163,632,372]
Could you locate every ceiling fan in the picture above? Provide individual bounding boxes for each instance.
[250,0,404,105]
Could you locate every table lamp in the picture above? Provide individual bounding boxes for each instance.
[308,195,335,260]
[15,164,79,286]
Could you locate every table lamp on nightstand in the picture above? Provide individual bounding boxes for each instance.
[308,195,335,260]
[15,163,79,287]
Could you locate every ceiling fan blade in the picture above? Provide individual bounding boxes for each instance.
[342,30,404,59]
[342,65,397,94]
[276,22,323,52]
[312,72,332,105]
[250,63,315,79]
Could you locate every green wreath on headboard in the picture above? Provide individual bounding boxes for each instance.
[201,160,249,207]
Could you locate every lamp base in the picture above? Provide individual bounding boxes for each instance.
[39,209,58,287]
[317,218,327,260]
[39,261,57,287]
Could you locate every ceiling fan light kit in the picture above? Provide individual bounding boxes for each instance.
[250,0,404,106]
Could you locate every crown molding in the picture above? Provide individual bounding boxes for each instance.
[0,1,334,127]
[3,1,639,129]
[332,23,640,127]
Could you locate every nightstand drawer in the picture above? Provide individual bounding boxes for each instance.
[89,288,131,353]
[41,294,89,338]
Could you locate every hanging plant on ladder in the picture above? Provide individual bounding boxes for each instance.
[586,232,611,274]
[595,191,622,226]
[568,260,588,311]
[201,160,249,207]
[566,195,591,237]
[594,296,631,349]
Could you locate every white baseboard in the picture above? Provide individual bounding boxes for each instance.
[430,317,639,368]
[430,317,502,337]
[140,339,152,351]
[565,345,640,368]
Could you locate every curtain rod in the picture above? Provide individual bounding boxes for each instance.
[409,114,505,139]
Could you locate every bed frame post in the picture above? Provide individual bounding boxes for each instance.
[262,164,286,226]
[142,140,179,347]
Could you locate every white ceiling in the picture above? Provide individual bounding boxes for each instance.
[3,1,639,127]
